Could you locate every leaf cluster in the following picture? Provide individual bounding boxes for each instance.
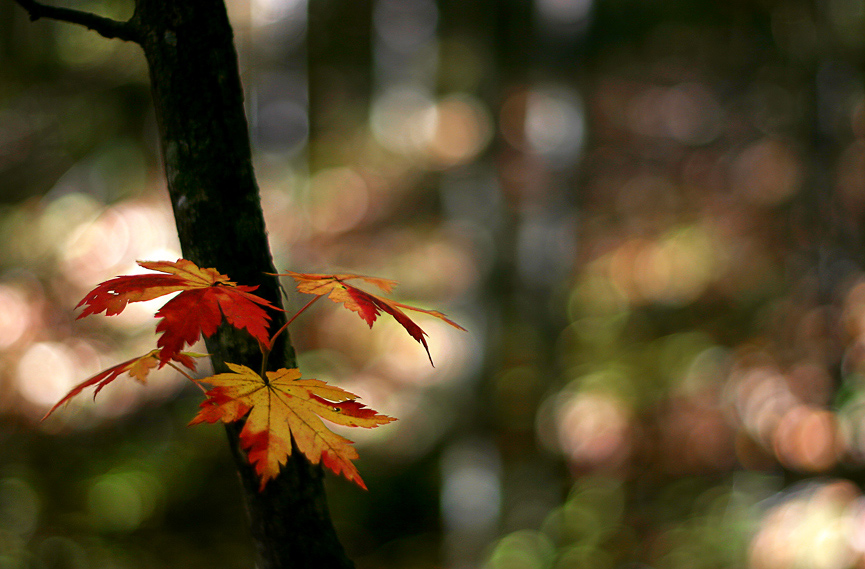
[47,260,463,490]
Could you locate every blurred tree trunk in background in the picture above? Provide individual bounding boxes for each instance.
[10,0,354,567]
[308,0,373,172]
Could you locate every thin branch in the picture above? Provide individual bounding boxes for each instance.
[11,0,142,43]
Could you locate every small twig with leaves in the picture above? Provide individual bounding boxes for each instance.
[45,259,464,490]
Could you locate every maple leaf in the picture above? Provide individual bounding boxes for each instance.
[76,259,275,363]
[190,363,395,490]
[43,350,203,419]
[282,272,465,366]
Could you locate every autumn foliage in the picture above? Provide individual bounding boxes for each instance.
[48,259,462,490]
[76,259,274,364]
[190,363,394,490]
[283,272,466,365]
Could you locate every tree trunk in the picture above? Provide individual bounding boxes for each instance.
[11,0,355,567]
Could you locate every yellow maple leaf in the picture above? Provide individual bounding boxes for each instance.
[190,363,395,490]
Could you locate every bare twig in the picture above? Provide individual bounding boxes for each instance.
[11,0,141,43]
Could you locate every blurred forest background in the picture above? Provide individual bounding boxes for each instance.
[3,0,865,567]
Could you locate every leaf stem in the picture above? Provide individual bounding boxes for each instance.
[165,360,207,393]
[259,340,271,385]
[259,295,323,379]
[273,295,323,346]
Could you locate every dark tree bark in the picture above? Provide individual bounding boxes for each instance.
[11,1,354,567]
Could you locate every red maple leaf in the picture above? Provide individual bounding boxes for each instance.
[43,350,203,419]
[76,260,275,363]
[282,272,465,365]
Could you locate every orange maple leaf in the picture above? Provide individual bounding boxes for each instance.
[190,363,395,490]
[76,259,275,363]
[283,272,466,365]
[43,349,203,419]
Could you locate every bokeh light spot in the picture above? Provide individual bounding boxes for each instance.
[87,470,162,533]
[0,478,40,537]
[555,390,631,468]
[0,285,34,349]
[371,86,437,155]
[732,139,802,206]
[307,167,370,234]
[773,406,840,472]
[425,94,493,168]
[486,530,556,569]
[525,86,585,165]
[16,342,77,408]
